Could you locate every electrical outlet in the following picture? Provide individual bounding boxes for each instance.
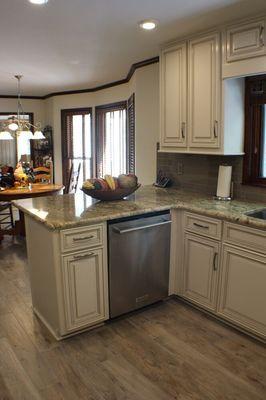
[177,161,183,175]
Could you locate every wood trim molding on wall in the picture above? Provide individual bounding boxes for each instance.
[0,56,159,101]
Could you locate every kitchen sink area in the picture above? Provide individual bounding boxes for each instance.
[245,209,266,220]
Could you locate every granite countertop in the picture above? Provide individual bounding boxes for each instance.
[12,185,266,231]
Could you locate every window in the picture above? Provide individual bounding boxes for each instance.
[61,108,92,189]
[95,94,135,178]
[243,75,266,187]
[0,113,33,166]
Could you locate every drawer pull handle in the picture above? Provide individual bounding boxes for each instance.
[73,252,94,260]
[193,222,209,229]
[73,235,94,242]
[213,120,218,138]
[213,252,218,271]
[181,122,186,139]
[260,26,264,47]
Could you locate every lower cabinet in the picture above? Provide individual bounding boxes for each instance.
[183,233,220,311]
[218,245,266,338]
[62,248,108,333]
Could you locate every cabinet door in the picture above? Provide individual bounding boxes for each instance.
[188,33,220,148]
[226,19,266,62]
[183,233,220,311]
[62,248,108,332]
[160,42,187,148]
[218,245,266,339]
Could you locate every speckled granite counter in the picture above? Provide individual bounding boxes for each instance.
[13,185,266,231]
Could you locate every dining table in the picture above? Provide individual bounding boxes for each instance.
[0,183,64,241]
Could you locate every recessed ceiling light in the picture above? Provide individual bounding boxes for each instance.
[139,19,158,31]
[29,0,49,4]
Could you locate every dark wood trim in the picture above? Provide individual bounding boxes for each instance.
[0,95,43,100]
[61,107,93,192]
[95,101,127,112]
[0,56,159,100]
[95,99,135,177]
[126,56,159,81]
[243,75,266,187]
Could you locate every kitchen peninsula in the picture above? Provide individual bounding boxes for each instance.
[13,186,266,341]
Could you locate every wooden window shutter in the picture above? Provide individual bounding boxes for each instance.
[61,108,92,190]
[127,93,135,174]
[61,111,74,189]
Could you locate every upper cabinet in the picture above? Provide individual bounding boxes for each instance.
[223,17,266,78]
[226,19,265,62]
[188,33,220,149]
[160,30,244,155]
[160,42,187,148]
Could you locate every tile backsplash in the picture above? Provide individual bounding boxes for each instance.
[157,152,266,202]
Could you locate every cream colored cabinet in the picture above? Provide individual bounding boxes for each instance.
[225,18,266,62]
[160,42,187,148]
[62,248,108,333]
[218,245,266,339]
[183,233,220,311]
[188,33,220,149]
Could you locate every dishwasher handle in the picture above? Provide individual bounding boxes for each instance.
[113,219,171,234]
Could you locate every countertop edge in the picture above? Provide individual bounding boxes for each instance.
[13,199,266,232]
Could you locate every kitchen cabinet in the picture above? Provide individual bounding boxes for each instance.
[173,211,266,341]
[160,42,187,148]
[188,33,220,149]
[218,245,266,339]
[24,216,109,340]
[183,233,220,311]
[62,248,107,332]
[160,30,244,155]
[225,18,266,63]
[222,17,266,78]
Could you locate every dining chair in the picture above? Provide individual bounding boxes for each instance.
[0,202,14,236]
[33,166,51,183]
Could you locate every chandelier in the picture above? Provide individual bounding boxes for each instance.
[0,75,45,140]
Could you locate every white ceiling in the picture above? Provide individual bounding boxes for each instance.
[1,0,266,96]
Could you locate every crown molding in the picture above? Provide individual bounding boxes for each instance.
[0,56,159,101]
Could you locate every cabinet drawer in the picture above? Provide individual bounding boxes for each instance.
[223,222,266,254]
[184,212,222,240]
[60,224,103,252]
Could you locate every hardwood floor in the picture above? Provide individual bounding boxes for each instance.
[0,236,266,400]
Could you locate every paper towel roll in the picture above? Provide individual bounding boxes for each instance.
[216,165,232,198]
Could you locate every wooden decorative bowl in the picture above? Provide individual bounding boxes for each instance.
[81,184,141,201]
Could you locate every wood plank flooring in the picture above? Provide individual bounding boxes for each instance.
[0,236,266,400]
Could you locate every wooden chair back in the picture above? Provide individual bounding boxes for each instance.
[66,162,81,194]
[33,166,51,183]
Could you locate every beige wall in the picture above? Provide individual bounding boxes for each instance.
[0,63,159,185]
[45,63,159,185]
[0,98,45,127]
[134,63,159,186]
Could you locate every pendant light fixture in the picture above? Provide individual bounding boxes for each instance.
[0,75,45,141]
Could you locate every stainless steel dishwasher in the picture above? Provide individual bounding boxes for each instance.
[108,211,171,318]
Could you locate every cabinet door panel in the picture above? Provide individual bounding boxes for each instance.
[183,233,219,311]
[62,249,107,332]
[218,245,266,338]
[160,43,187,148]
[188,33,220,148]
[226,19,266,62]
